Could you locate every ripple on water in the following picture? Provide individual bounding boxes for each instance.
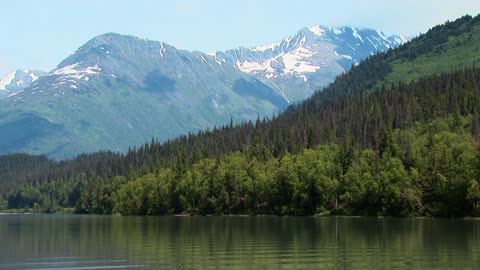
[0,257,146,270]
[0,215,479,269]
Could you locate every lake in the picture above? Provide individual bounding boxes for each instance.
[0,215,479,269]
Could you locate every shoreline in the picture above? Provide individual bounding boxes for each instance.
[1,211,479,220]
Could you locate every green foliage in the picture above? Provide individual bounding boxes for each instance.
[0,196,6,211]
[411,122,477,216]
[2,64,480,216]
[340,149,378,215]
[4,116,479,217]
[2,16,480,217]
[378,17,480,89]
[467,180,480,216]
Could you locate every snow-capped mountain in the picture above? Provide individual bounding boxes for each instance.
[0,69,46,98]
[0,25,407,159]
[211,25,408,102]
[0,33,287,159]
[20,34,285,107]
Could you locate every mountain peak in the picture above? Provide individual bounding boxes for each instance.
[94,32,126,40]
[0,33,289,158]
[0,69,46,97]
[215,24,408,102]
[307,25,326,36]
[86,32,161,47]
[56,33,176,70]
[51,33,174,86]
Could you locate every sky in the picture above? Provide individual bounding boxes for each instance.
[1,0,479,77]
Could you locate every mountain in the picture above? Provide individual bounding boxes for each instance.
[211,26,407,102]
[1,15,480,217]
[0,24,404,160]
[304,15,480,108]
[0,69,46,98]
[0,33,287,159]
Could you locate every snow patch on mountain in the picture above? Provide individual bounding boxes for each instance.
[0,71,16,91]
[51,63,101,80]
[308,25,326,36]
[333,28,343,35]
[352,28,364,42]
[7,89,24,97]
[252,43,279,52]
[236,60,273,74]
[334,51,353,60]
[0,69,46,97]
[282,47,319,74]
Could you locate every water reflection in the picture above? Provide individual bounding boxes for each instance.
[0,215,479,269]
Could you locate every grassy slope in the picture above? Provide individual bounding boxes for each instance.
[377,21,480,89]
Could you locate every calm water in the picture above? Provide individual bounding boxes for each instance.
[0,215,479,269]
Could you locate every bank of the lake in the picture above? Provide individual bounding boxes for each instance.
[2,207,480,220]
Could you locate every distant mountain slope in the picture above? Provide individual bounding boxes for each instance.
[0,23,404,159]
[0,69,46,98]
[0,33,287,159]
[211,26,407,102]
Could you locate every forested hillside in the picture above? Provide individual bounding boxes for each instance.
[2,67,479,217]
[1,15,479,217]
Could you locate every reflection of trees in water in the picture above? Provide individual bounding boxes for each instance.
[0,216,479,268]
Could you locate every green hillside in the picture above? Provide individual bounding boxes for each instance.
[3,66,479,217]
[379,16,480,88]
[1,15,480,217]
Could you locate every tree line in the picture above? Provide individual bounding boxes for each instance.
[1,15,480,217]
[2,66,480,217]
[2,15,479,196]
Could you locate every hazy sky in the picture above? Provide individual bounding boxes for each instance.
[1,0,479,76]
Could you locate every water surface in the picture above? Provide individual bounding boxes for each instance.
[0,214,479,269]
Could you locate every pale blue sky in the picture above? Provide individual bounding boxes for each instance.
[1,0,479,76]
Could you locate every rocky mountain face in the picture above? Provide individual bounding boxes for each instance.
[0,69,46,98]
[0,25,406,159]
[0,33,287,159]
[211,25,407,102]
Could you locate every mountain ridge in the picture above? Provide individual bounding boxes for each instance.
[211,25,407,102]
[0,25,407,159]
[0,26,407,102]
[0,33,287,159]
